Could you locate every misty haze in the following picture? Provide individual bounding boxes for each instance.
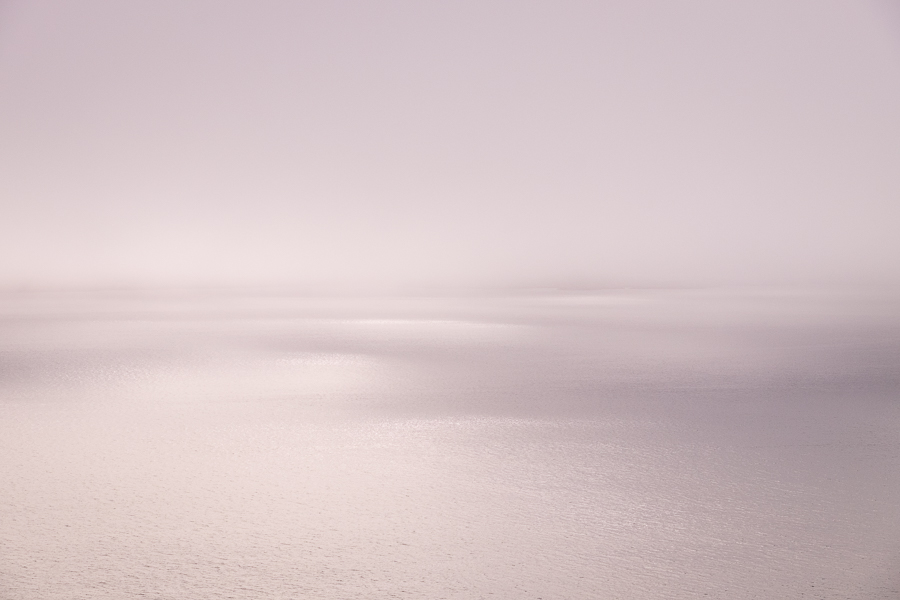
[1,1,900,599]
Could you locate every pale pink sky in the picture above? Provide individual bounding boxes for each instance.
[1,0,899,289]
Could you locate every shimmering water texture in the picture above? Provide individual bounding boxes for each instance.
[1,289,899,599]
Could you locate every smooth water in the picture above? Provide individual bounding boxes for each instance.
[1,289,899,599]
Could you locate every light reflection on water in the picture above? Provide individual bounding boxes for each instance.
[1,289,899,599]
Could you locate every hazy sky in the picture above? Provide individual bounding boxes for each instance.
[1,0,899,289]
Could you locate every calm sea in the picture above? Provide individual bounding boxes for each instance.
[1,288,899,599]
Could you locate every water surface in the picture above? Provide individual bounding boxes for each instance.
[2,289,899,598]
